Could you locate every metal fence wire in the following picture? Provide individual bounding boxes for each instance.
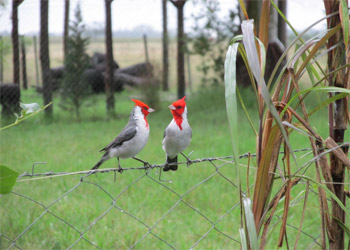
[0,149,324,250]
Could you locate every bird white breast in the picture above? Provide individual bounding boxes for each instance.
[162,118,191,158]
[109,108,150,159]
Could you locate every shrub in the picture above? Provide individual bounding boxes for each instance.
[60,3,90,120]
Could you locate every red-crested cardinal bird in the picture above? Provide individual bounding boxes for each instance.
[162,96,192,171]
[92,99,155,171]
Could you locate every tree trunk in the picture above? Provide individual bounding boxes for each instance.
[33,35,40,87]
[104,0,115,113]
[21,36,27,90]
[269,0,278,41]
[40,0,53,119]
[245,0,260,29]
[11,0,23,86]
[176,2,185,99]
[143,34,149,62]
[324,1,349,249]
[63,0,70,60]
[277,0,287,47]
[162,0,169,91]
[170,0,187,99]
[114,72,149,87]
[0,36,3,82]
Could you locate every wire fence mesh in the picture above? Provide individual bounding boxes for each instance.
[1,149,327,249]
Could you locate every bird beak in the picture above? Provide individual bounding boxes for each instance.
[148,108,155,113]
[168,105,176,110]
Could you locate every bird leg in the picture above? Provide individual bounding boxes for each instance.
[132,157,151,168]
[117,157,123,173]
[181,152,192,167]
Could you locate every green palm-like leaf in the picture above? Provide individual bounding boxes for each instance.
[243,198,259,249]
[282,86,350,115]
[294,174,348,213]
[224,43,240,183]
[241,20,296,164]
[308,92,348,116]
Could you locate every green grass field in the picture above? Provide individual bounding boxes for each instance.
[1,84,341,249]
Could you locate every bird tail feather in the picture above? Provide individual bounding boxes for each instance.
[163,156,178,171]
[92,152,110,170]
[92,159,104,170]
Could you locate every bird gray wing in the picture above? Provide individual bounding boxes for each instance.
[163,123,172,139]
[100,122,137,152]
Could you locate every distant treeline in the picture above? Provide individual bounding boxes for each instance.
[86,24,176,38]
[0,24,176,38]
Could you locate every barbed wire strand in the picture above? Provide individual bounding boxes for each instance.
[17,147,320,182]
[2,147,336,249]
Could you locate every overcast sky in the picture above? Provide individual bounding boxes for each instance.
[0,0,326,35]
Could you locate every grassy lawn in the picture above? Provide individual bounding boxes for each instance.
[1,35,348,249]
[1,84,343,249]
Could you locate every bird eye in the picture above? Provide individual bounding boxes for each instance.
[176,106,182,109]
[143,107,148,110]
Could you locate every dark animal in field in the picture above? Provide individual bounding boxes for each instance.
[36,53,152,94]
[0,83,20,116]
[90,52,119,73]
[114,62,153,88]
[50,66,65,91]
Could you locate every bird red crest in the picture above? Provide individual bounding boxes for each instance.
[132,99,149,109]
[131,99,153,127]
[170,96,187,130]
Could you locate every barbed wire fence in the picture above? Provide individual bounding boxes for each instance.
[0,148,327,250]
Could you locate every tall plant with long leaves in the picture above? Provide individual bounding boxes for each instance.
[225,0,349,248]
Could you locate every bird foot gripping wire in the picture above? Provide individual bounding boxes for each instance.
[132,157,151,169]
[116,157,124,174]
[181,151,194,167]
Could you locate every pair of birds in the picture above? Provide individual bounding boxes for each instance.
[92,97,192,172]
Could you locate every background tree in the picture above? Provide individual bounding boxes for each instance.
[277,0,287,47]
[162,0,169,91]
[244,0,286,47]
[324,1,349,249]
[0,0,8,8]
[0,36,3,82]
[190,0,239,86]
[40,0,52,119]
[190,0,287,88]
[170,0,187,99]
[11,0,23,86]
[63,0,70,60]
[20,35,27,89]
[104,0,115,113]
[244,0,260,29]
[60,4,90,120]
